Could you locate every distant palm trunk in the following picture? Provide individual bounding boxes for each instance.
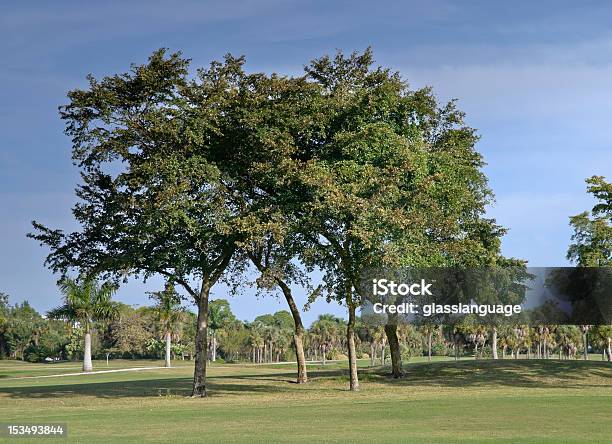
[381,336,386,365]
[606,336,612,362]
[427,331,433,362]
[165,331,172,368]
[492,327,499,360]
[211,333,217,362]
[83,331,93,372]
[370,342,375,367]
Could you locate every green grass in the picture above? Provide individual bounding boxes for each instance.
[0,358,610,443]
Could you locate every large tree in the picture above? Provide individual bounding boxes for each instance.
[47,277,118,371]
[284,49,509,387]
[29,50,247,396]
[208,68,323,383]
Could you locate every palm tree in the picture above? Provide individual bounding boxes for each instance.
[48,276,118,372]
[421,325,438,362]
[208,299,235,362]
[580,325,591,360]
[150,283,184,368]
[310,316,338,365]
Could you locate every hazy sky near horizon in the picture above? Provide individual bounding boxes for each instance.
[1,1,611,324]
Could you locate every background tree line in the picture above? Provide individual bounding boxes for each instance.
[2,288,610,365]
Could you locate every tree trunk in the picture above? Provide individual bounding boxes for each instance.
[276,279,308,383]
[583,332,588,360]
[606,336,611,362]
[492,327,499,360]
[384,323,403,378]
[347,304,359,391]
[322,345,327,365]
[192,279,210,397]
[83,330,93,372]
[427,331,433,362]
[165,331,172,368]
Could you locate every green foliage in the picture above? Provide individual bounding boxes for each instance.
[209,299,236,331]
[28,49,244,303]
[47,276,119,333]
[400,325,423,361]
[149,283,186,337]
[568,176,611,266]
[0,300,45,360]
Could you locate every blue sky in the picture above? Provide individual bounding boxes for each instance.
[1,1,611,324]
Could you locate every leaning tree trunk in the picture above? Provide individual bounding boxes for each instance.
[276,279,308,383]
[165,331,172,368]
[347,303,359,391]
[83,330,93,372]
[192,279,211,397]
[492,327,499,360]
[384,323,403,378]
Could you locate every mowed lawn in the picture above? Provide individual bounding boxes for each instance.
[0,358,611,443]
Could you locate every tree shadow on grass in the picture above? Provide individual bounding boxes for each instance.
[0,360,609,399]
[363,359,612,390]
[0,375,301,399]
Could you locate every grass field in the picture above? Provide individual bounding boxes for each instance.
[1,357,611,443]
